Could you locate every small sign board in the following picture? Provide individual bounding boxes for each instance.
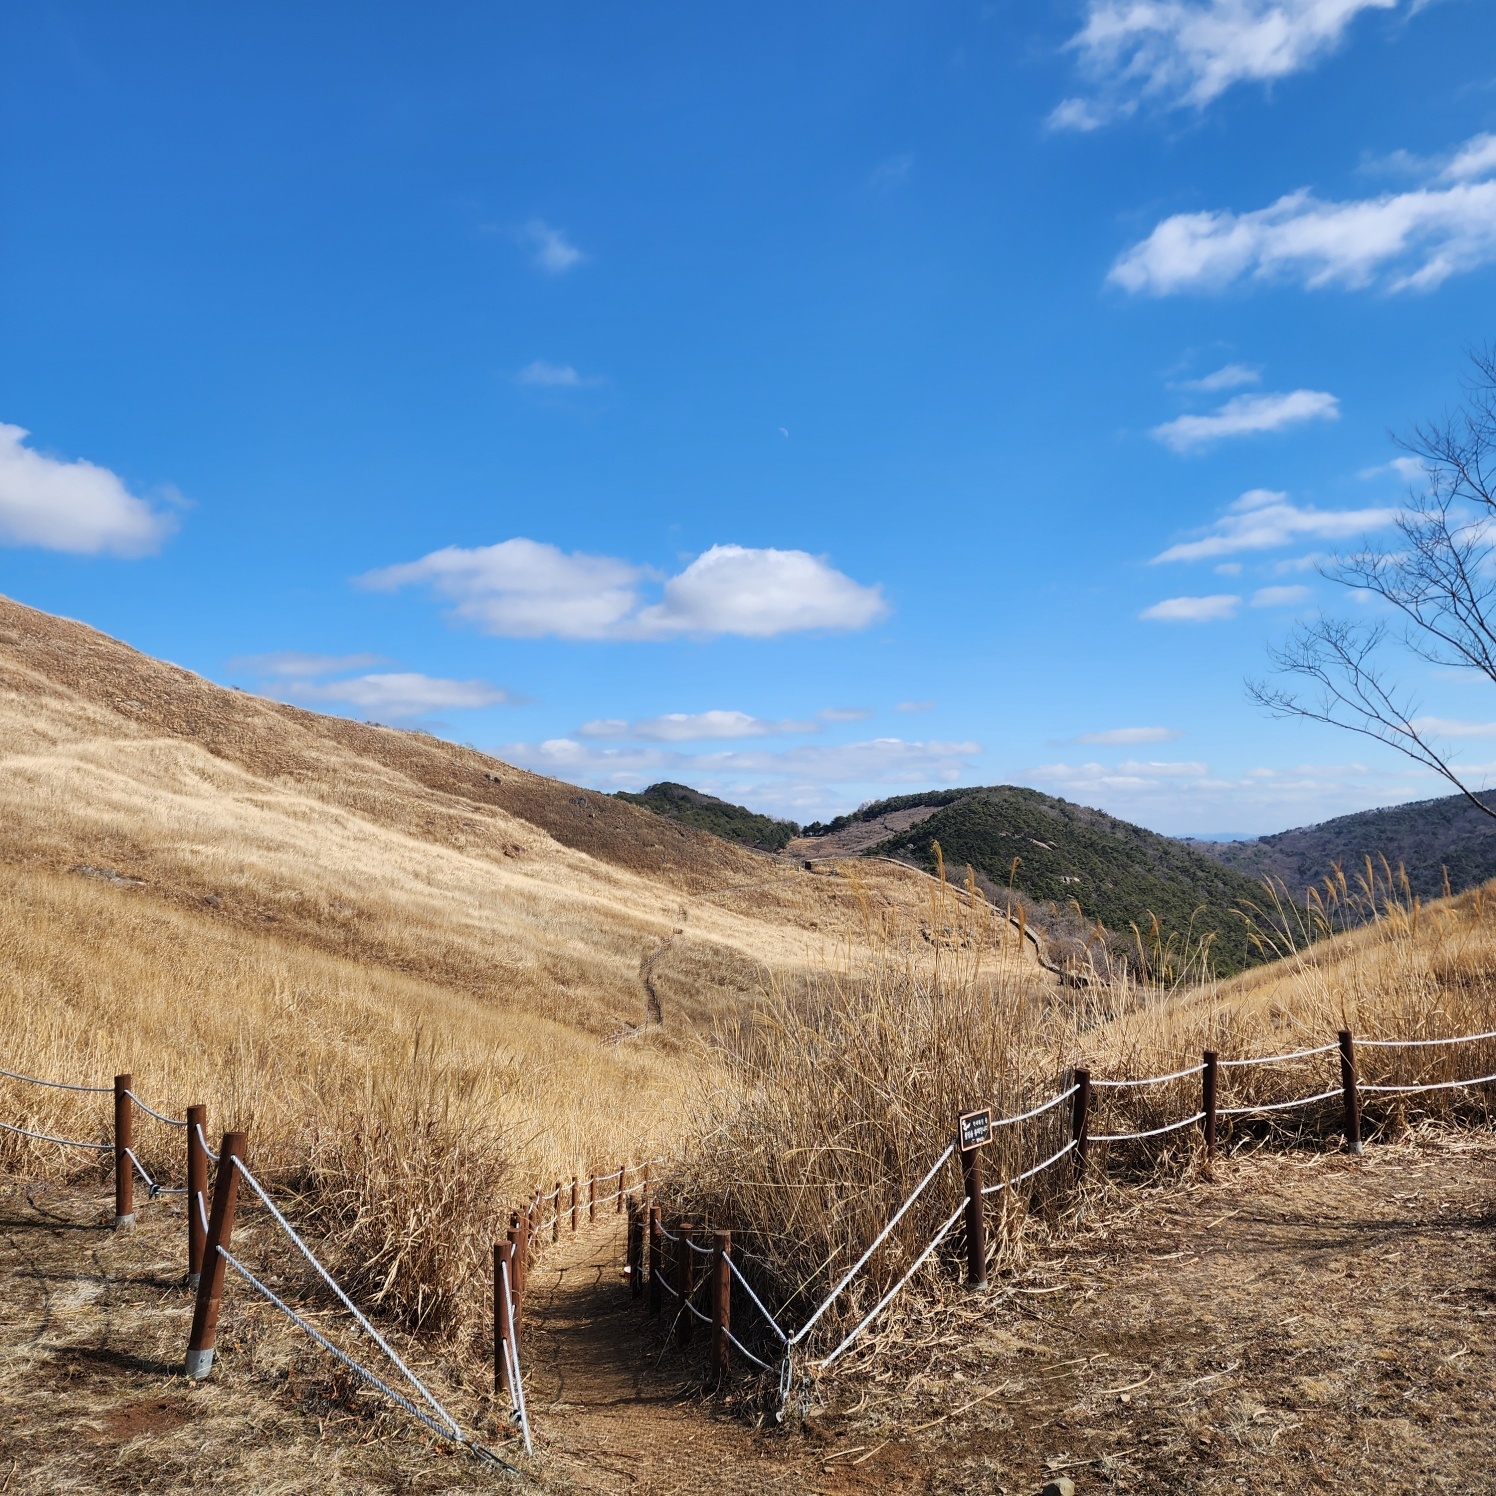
[959,1108,993,1151]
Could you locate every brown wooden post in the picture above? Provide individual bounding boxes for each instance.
[648,1205,663,1315]
[616,1164,625,1213]
[570,1176,579,1232]
[960,1134,987,1289]
[495,1239,516,1396]
[1202,1051,1219,1175]
[1071,1067,1091,1176]
[186,1103,208,1286]
[553,1181,563,1243]
[628,1202,643,1299]
[185,1131,245,1378]
[113,1073,135,1229]
[1338,1029,1363,1156]
[710,1230,731,1379]
[677,1221,695,1344]
[589,1173,597,1223]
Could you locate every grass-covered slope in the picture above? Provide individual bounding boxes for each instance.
[614,781,799,852]
[814,785,1270,974]
[1189,791,1496,901]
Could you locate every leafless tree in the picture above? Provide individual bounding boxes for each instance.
[1249,344,1496,821]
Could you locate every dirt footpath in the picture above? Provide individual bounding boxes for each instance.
[0,1131,1492,1494]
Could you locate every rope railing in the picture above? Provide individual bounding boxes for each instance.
[0,1065,112,1093]
[1091,1111,1207,1144]
[124,1090,189,1127]
[0,1117,110,1150]
[1091,1063,1205,1089]
[1218,1086,1343,1117]
[1219,1042,1338,1067]
[980,1136,1077,1195]
[1361,1070,1496,1094]
[1360,1029,1496,1049]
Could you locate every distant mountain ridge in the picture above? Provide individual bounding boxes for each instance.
[796,784,1270,975]
[1187,792,1496,900]
[614,781,799,852]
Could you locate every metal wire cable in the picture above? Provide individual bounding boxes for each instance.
[981,1137,1077,1195]
[0,1118,110,1149]
[1360,1070,1496,1094]
[817,1199,967,1370]
[124,1091,188,1127]
[1359,1029,1496,1049]
[123,1147,185,1197]
[992,1085,1078,1127]
[726,1255,789,1344]
[724,1325,774,1372]
[220,1246,467,1448]
[0,1065,112,1093]
[231,1156,462,1441]
[1091,1064,1206,1089]
[1218,1043,1339,1067]
[1217,1087,1343,1116]
[787,1141,956,1349]
[1090,1111,1206,1143]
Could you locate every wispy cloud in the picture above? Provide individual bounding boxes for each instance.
[896,700,937,714]
[1152,389,1339,451]
[869,151,915,189]
[1251,584,1312,607]
[1051,0,1400,129]
[577,710,816,742]
[1077,726,1183,744]
[1409,716,1496,739]
[520,220,585,274]
[1110,131,1496,295]
[1141,593,1241,622]
[286,673,513,715]
[236,651,387,678]
[0,422,177,557]
[362,539,888,642]
[1176,362,1261,392]
[1152,488,1399,563]
[501,734,981,820]
[820,707,874,722]
[517,360,600,388]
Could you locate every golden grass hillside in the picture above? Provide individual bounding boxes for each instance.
[0,593,1039,1355]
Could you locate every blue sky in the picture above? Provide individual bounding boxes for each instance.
[2,1,1494,834]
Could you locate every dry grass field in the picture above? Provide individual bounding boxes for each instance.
[1,592,1493,1491]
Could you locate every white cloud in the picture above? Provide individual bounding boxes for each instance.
[0,423,176,557]
[895,700,937,714]
[1215,561,1243,575]
[1059,0,1394,126]
[518,360,598,388]
[363,539,887,642]
[1111,134,1496,296]
[821,707,874,722]
[284,672,512,717]
[1251,583,1312,607]
[634,545,888,638]
[1153,488,1399,563]
[501,735,981,819]
[1177,362,1261,392]
[578,710,816,742]
[1052,0,1399,128]
[1141,593,1241,621]
[1152,388,1339,450]
[521,220,585,274]
[1077,726,1183,744]
[1358,455,1425,482]
[1409,716,1496,738]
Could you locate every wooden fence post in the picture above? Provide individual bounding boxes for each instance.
[649,1206,662,1316]
[628,1202,643,1299]
[553,1181,563,1243]
[616,1164,625,1213]
[1338,1029,1363,1156]
[113,1073,134,1229]
[1071,1067,1091,1177]
[677,1221,695,1344]
[495,1239,516,1396]
[185,1103,208,1286]
[1202,1051,1219,1176]
[570,1176,579,1232]
[711,1230,731,1379]
[959,1120,987,1289]
[185,1131,246,1378]
[589,1174,597,1223]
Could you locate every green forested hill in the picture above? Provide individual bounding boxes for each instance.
[614,781,799,852]
[817,785,1270,974]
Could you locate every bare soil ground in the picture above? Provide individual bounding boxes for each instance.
[3,1131,1493,1494]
